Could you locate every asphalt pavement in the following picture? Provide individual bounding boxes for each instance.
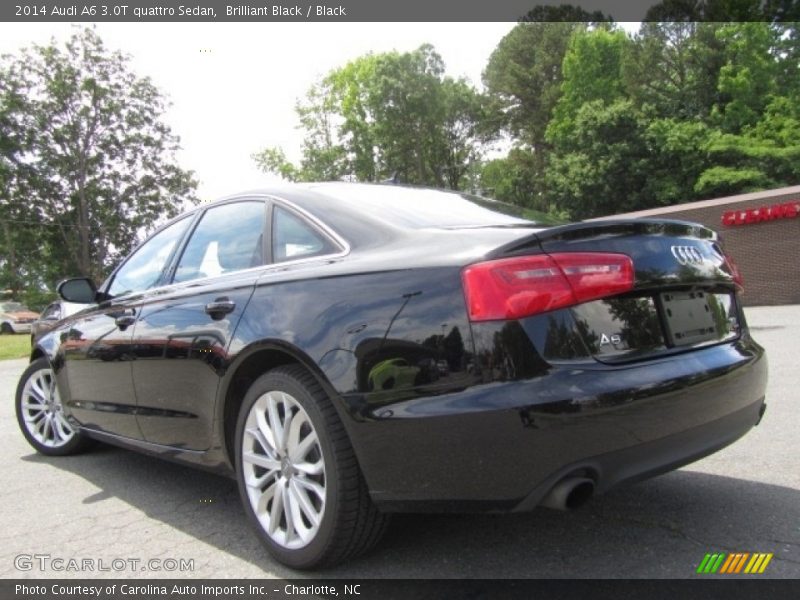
[1,305,798,579]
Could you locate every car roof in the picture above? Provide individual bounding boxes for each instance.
[203,182,535,247]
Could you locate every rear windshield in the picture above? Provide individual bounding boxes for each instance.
[310,184,535,229]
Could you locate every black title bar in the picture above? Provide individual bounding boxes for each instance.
[2,0,799,22]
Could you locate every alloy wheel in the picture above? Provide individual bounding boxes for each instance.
[19,367,75,448]
[241,390,327,550]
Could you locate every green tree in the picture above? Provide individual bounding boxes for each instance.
[643,0,794,23]
[544,21,800,215]
[481,19,616,209]
[713,22,782,133]
[265,19,800,220]
[478,149,539,208]
[697,96,800,197]
[546,99,651,219]
[483,21,589,148]
[254,45,485,190]
[435,78,486,190]
[643,118,712,205]
[481,22,591,207]
[0,59,36,298]
[544,28,647,218]
[624,22,726,120]
[0,27,197,288]
[547,28,631,146]
[252,147,301,182]
[356,45,449,184]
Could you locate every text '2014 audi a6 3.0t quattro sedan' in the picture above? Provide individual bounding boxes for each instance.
[16,183,767,568]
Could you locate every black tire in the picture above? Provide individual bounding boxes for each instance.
[235,364,389,569]
[15,358,93,456]
[1,322,13,334]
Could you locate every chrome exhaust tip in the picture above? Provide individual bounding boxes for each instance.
[540,476,595,511]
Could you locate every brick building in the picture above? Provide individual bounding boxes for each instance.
[592,185,800,306]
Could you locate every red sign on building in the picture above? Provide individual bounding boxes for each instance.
[722,201,799,227]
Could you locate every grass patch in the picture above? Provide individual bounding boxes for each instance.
[0,334,31,361]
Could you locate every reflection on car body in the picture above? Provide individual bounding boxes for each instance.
[30,300,84,344]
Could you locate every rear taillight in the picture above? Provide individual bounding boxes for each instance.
[722,252,744,290]
[462,253,634,321]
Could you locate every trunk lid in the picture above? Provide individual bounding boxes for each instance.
[495,219,738,290]
[494,219,742,363]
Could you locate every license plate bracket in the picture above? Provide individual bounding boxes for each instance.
[661,291,717,347]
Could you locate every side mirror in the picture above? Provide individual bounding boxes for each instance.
[57,278,97,304]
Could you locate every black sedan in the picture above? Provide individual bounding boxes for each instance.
[16,183,767,569]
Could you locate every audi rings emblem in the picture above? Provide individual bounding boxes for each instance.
[670,245,704,266]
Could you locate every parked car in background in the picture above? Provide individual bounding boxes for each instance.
[0,301,39,334]
[17,183,767,569]
[30,301,84,345]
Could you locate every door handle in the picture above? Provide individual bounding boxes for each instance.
[114,315,136,330]
[205,298,236,320]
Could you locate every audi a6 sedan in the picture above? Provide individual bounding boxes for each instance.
[16,183,767,568]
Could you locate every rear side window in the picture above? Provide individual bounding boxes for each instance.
[272,206,337,263]
[173,201,266,283]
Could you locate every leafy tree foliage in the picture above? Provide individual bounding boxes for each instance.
[540,20,799,217]
[624,22,726,120]
[257,20,798,219]
[483,21,588,148]
[0,27,197,301]
[547,99,651,219]
[479,150,539,209]
[519,4,610,23]
[698,96,800,196]
[642,0,798,22]
[254,45,486,190]
[547,28,630,146]
[0,62,36,299]
[480,21,591,208]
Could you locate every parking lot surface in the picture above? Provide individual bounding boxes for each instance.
[1,305,798,579]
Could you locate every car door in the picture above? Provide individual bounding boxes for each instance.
[129,199,267,450]
[59,215,193,439]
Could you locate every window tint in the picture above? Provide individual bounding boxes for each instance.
[109,217,191,297]
[173,201,266,283]
[273,206,336,263]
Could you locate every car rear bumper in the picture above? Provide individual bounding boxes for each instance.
[348,336,767,512]
[512,395,764,512]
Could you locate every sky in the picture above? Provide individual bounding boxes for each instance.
[0,22,522,200]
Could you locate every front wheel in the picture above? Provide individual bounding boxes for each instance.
[15,358,92,455]
[1,322,13,334]
[235,365,388,569]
